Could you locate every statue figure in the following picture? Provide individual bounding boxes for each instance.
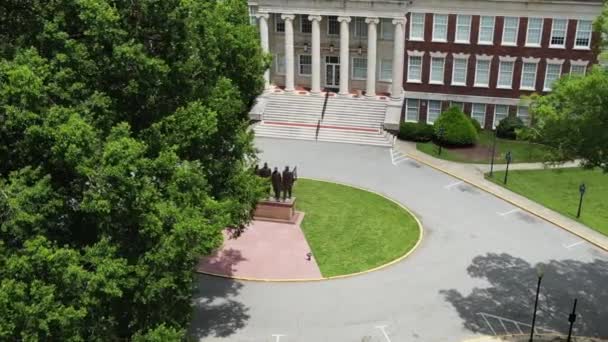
[271,167,282,201]
[282,166,294,201]
[258,162,271,178]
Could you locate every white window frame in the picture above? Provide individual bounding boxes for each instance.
[526,17,544,47]
[451,54,469,86]
[569,60,588,76]
[379,59,393,82]
[427,100,442,124]
[493,105,509,128]
[520,58,540,90]
[474,55,492,87]
[432,14,448,42]
[455,15,471,43]
[300,15,312,34]
[471,103,487,127]
[380,19,394,40]
[275,14,285,33]
[544,60,564,91]
[574,20,592,49]
[275,53,286,75]
[497,57,516,89]
[517,106,531,125]
[478,16,495,45]
[430,53,446,84]
[549,19,568,48]
[327,16,340,36]
[354,17,367,38]
[352,57,367,80]
[405,99,420,122]
[298,54,312,76]
[409,13,425,41]
[502,17,519,46]
[407,51,424,83]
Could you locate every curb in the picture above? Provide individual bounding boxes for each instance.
[461,333,608,342]
[402,150,608,253]
[195,178,424,282]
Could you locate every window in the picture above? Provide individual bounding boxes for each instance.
[526,18,543,46]
[550,19,567,47]
[380,19,394,40]
[430,57,445,84]
[410,13,425,40]
[275,14,285,32]
[300,15,311,33]
[517,106,530,125]
[471,103,486,126]
[275,54,286,74]
[455,15,471,43]
[450,101,465,111]
[380,59,393,81]
[494,105,509,128]
[354,17,367,38]
[328,16,339,35]
[502,17,519,45]
[575,20,592,48]
[474,58,491,87]
[478,16,495,44]
[248,6,257,26]
[428,100,442,124]
[544,63,562,90]
[497,60,514,88]
[406,99,420,122]
[570,63,587,76]
[521,62,538,90]
[407,55,423,82]
[452,57,468,85]
[433,14,448,41]
[352,57,367,79]
[299,55,311,75]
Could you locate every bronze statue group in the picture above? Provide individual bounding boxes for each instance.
[254,162,297,201]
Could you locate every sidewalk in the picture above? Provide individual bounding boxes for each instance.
[394,140,608,252]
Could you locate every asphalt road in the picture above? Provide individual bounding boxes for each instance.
[190,138,608,342]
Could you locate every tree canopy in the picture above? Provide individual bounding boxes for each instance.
[0,0,266,340]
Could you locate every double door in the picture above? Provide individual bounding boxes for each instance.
[325,56,340,88]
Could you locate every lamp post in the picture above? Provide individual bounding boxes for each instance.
[576,183,586,219]
[529,265,544,342]
[567,298,578,342]
[489,130,498,177]
[437,127,445,156]
[503,151,512,185]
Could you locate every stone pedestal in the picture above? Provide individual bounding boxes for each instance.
[254,197,299,223]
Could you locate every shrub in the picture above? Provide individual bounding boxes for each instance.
[399,122,435,142]
[496,116,525,140]
[433,107,478,146]
[469,117,483,132]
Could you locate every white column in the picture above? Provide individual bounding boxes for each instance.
[338,16,351,95]
[282,14,296,92]
[365,18,379,97]
[309,15,323,94]
[391,18,406,99]
[256,13,271,89]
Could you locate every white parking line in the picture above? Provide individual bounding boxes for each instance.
[563,240,585,249]
[497,208,520,216]
[444,181,463,189]
[375,325,392,342]
[272,334,285,342]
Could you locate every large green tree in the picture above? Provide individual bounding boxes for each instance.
[0,0,266,340]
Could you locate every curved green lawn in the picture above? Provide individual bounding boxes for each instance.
[293,179,421,277]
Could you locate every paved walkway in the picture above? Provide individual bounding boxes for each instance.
[393,140,608,251]
[196,215,322,280]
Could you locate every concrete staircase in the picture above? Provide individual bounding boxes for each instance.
[253,93,393,147]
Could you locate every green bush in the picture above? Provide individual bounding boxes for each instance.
[496,116,525,140]
[469,117,483,132]
[399,122,435,142]
[434,107,478,146]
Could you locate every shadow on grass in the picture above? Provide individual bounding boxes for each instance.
[441,253,608,337]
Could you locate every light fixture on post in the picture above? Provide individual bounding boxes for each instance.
[358,45,363,55]
[304,43,309,52]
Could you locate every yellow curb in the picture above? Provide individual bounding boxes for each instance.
[403,151,608,253]
[195,177,424,282]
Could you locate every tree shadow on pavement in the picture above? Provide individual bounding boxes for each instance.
[440,253,608,337]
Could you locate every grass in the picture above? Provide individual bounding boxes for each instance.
[293,179,420,277]
[416,131,552,164]
[487,168,608,236]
